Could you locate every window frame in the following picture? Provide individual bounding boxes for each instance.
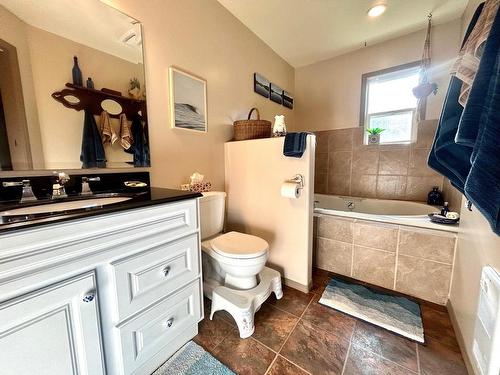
[359,61,425,144]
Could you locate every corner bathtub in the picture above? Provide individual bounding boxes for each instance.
[314,194,459,233]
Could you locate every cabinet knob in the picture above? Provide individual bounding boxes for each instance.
[166,317,174,328]
[163,265,171,277]
[83,291,96,303]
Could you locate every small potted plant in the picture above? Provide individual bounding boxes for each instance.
[366,127,385,144]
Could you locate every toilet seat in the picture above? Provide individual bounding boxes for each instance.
[210,231,268,259]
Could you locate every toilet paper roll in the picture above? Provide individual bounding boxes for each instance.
[281,182,300,198]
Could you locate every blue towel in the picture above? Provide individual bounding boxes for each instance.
[80,109,106,168]
[283,132,309,158]
[125,114,150,167]
[427,3,484,194]
[462,7,500,235]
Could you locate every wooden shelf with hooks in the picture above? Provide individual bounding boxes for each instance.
[52,83,146,120]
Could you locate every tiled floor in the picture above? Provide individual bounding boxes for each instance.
[194,268,469,375]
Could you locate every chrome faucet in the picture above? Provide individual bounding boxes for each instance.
[2,179,37,203]
[80,176,100,196]
[51,172,70,199]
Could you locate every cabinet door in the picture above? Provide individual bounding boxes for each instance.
[0,272,105,375]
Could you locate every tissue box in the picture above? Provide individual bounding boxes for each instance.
[189,182,212,192]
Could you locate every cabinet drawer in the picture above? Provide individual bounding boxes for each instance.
[111,234,200,319]
[116,279,202,374]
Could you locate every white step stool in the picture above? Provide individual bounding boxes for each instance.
[208,267,283,338]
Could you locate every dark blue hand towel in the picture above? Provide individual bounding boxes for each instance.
[125,114,150,167]
[427,3,484,194]
[80,109,106,168]
[462,7,500,235]
[283,132,309,158]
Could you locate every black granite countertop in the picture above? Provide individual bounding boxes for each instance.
[0,187,202,233]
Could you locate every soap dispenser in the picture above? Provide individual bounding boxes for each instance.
[427,186,444,205]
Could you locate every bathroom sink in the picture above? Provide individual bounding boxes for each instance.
[0,196,132,217]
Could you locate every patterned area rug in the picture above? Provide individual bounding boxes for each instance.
[153,341,235,375]
[319,277,425,343]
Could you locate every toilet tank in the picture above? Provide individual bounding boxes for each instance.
[199,191,226,240]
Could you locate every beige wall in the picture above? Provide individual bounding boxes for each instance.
[448,1,500,374]
[225,136,315,289]
[105,0,295,190]
[26,25,143,169]
[294,19,461,132]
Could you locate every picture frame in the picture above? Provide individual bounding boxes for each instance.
[169,66,207,132]
[270,83,283,105]
[283,91,294,109]
[254,73,270,98]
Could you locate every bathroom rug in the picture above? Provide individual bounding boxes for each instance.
[152,341,234,375]
[319,277,424,343]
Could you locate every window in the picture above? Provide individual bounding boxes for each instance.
[360,62,422,144]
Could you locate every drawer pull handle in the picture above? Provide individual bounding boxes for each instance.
[166,318,174,328]
[163,265,171,277]
[83,291,96,303]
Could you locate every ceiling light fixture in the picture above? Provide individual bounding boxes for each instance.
[367,4,387,18]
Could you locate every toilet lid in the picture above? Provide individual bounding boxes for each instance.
[210,231,269,259]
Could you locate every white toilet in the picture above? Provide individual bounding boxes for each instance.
[199,191,283,338]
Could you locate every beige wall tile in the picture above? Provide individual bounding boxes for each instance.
[317,216,353,242]
[328,128,353,152]
[352,149,379,174]
[315,237,353,276]
[406,176,444,201]
[376,176,407,199]
[415,120,438,149]
[329,151,352,175]
[315,172,327,194]
[315,152,328,175]
[353,220,398,251]
[328,174,350,195]
[396,255,452,305]
[315,131,330,154]
[353,246,395,289]
[378,149,410,175]
[351,174,377,198]
[408,148,440,177]
[399,228,456,264]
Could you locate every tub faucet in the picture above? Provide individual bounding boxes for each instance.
[81,176,101,196]
[2,179,37,203]
[346,201,355,211]
[51,172,70,199]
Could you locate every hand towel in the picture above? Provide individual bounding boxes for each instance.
[452,0,499,106]
[427,2,484,193]
[98,110,113,145]
[80,109,106,168]
[461,6,500,235]
[125,114,150,167]
[283,132,310,158]
[119,113,133,150]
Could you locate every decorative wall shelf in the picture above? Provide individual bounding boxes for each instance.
[52,83,147,120]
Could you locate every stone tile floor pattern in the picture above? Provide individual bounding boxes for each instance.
[194,268,469,375]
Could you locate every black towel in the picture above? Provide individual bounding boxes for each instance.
[283,132,309,158]
[125,114,150,167]
[80,109,106,168]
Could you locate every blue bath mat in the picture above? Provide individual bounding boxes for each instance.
[152,341,235,375]
[319,277,424,343]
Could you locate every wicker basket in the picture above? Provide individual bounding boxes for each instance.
[233,108,272,141]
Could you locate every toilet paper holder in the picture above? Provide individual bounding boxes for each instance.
[287,174,304,189]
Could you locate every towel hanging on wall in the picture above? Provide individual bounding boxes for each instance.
[81,109,106,168]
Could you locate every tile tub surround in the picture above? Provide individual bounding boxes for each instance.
[194,268,468,375]
[314,215,458,305]
[315,120,447,203]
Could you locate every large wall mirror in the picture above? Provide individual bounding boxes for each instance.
[0,0,149,171]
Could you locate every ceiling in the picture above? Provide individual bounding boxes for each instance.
[0,0,143,63]
[217,0,468,67]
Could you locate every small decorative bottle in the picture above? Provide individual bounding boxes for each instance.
[86,77,95,89]
[427,186,444,205]
[440,202,450,216]
[72,56,83,86]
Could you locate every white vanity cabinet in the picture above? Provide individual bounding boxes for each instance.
[0,198,202,375]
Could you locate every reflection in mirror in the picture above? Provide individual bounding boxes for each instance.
[0,0,149,171]
[64,95,81,105]
[101,99,123,115]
